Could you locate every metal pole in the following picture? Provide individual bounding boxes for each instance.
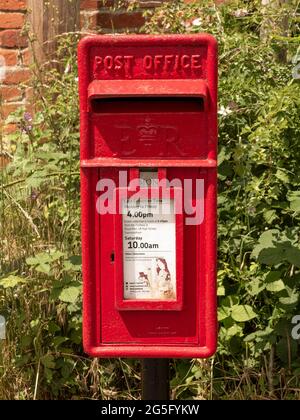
[142,359,170,400]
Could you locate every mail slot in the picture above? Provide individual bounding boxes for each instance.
[78,34,218,358]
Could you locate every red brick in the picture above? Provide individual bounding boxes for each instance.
[0,12,25,29]
[94,10,145,29]
[0,0,26,10]
[2,102,23,119]
[0,48,18,65]
[80,0,117,9]
[0,154,11,169]
[0,29,27,48]
[0,85,22,101]
[80,0,101,9]
[4,67,31,84]
[2,123,17,134]
[25,86,33,100]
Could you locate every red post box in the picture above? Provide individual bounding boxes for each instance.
[78,35,217,358]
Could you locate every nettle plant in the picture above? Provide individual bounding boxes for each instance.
[1,35,84,397]
[1,33,139,399]
[144,0,300,394]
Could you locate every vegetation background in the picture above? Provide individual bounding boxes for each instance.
[1,0,300,400]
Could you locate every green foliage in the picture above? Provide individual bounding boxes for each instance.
[1,0,300,400]
[144,0,300,399]
[0,275,26,289]
[1,32,139,400]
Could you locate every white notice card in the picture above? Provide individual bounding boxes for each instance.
[122,199,176,301]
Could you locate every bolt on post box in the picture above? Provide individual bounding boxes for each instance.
[78,35,218,358]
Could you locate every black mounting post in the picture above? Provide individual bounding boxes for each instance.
[142,359,170,400]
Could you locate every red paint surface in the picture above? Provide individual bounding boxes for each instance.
[78,35,218,358]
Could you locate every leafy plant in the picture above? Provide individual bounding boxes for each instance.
[144,0,300,400]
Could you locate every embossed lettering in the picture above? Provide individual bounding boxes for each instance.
[181,55,190,69]
[191,54,201,69]
[104,55,113,70]
[174,55,180,71]
[114,55,123,70]
[93,53,202,77]
[95,56,102,66]
[143,55,153,71]
[124,56,134,73]
[94,55,135,76]
[164,55,174,71]
[154,55,163,71]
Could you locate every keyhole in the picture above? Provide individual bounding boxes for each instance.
[110,252,115,263]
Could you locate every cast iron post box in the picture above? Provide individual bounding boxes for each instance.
[78,35,217,358]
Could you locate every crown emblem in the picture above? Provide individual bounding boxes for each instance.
[137,118,158,144]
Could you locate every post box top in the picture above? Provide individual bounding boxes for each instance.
[78,33,217,114]
[78,34,218,161]
[78,35,217,81]
[78,33,217,50]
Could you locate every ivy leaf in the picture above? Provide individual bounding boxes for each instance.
[258,247,284,265]
[222,295,239,308]
[63,255,82,272]
[275,169,290,184]
[0,275,26,289]
[244,326,274,343]
[231,305,257,322]
[26,251,64,274]
[218,147,231,166]
[41,354,56,370]
[266,280,285,292]
[53,337,69,347]
[26,257,39,266]
[279,289,299,306]
[265,271,282,282]
[263,209,277,224]
[276,338,298,364]
[222,324,243,339]
[251,229,279,259]
[252,229,300,266]
[49,250,65,261]
[218,306,230,321]
[217,285,226,296]
[287,191,300,212]
[26,253,51,266]
[59,286,81,304]
[246,278,266,296]
[285,247,300,267]
[35,263,51,274]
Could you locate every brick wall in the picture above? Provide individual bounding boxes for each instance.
[0,0,28,134]
[80,1,167,33]
[0,0,168,134]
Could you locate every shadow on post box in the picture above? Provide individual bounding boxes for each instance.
[88,81,208,158]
